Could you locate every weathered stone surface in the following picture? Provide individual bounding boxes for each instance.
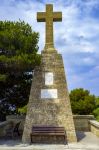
[22,4,77,144]
[37,4,62,50]
[90,120,99,137]
[22,51,77,143]
[6,114,95,132]
[73,115,95,131]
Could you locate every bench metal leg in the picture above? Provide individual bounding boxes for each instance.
[64,135,67,144]
[31,135,33,143]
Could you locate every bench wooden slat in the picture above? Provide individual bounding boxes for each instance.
[33,126,64,127]
[31,133,65,135]
[32,126,64,128]
[31,131,65,134]
[32,129,64,130]
[32,129,65,132]
[32,128,64,130]
[32,131,65,132]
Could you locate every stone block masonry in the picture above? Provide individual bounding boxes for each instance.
[22,50,77,143]
[90,120,99,137]
[22,4,77,144]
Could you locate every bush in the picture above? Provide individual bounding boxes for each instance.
[93,108,99,122]
[70,88,96,115]
[18,105,27,115]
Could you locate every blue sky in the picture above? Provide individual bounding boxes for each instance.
[0,0,99,96]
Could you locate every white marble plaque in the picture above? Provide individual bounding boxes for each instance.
[45,72,53,85]
[41,89,58,99]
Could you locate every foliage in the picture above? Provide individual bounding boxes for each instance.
[18,105,27,114]
[0,74,7,81]
[95,97,99,107]
[93,108,99,122]
[70,88,96,115]
[0,20,40,120]
[93,97,99,121]
[0,20,40,72]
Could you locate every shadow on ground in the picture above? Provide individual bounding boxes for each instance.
[0,137,22,146]
[0,132,99,147]
[0,131,86,146]
[76,131,86,141]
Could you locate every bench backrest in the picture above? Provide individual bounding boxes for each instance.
[32,126,65,132]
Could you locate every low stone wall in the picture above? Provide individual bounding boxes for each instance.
[0,121,11,137]
[89,120,99,137]
[0,115,96,137]
[0,115,25,137]
[73,115,95,131]
[6,115,25,131]
[6,115,95,131]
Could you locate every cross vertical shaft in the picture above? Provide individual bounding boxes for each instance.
[46,5,53,49]
[37,4,62,51]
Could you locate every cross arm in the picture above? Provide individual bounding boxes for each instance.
[37,12,46,22]
[53,12,62,22]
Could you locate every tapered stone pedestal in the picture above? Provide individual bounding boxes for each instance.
[22,50,77,143]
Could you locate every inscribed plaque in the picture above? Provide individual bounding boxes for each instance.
[41,89,57,99]
[45,72,53,85]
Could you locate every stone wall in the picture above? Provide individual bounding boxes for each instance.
[0,115,98,137]
[73,115,95,131]
[6,115,25,131]
[0,121,11,137]
[89,120,99,137]
[5,115,95,131]
[0,121,8,137]
[0,115,25,137]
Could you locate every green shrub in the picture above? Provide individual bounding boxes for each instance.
[93,108,99,122]
[18,105,27,114]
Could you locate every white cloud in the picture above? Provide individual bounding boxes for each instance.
[0,0,99,95]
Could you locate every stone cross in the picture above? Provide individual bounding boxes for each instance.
[37,4,62,50]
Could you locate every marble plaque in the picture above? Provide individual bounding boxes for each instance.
[41,89,58,99]
[45,72,53,85]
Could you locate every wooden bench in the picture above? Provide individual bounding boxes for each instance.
[30,126,66,143]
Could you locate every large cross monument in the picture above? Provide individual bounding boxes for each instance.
[37,4,62,50]
[22,4,77,143]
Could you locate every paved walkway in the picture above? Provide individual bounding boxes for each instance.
[0,132,99,150]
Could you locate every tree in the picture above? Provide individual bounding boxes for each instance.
[95,97,99,107]
[0,20,41,120]
[93,97,99,121]
[69,88,96,115]
[93,108,99,121]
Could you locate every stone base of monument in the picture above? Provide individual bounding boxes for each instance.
[22,51,77,143]
[30,135,66,144]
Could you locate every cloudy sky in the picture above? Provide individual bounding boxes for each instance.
[0,0,99,96]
